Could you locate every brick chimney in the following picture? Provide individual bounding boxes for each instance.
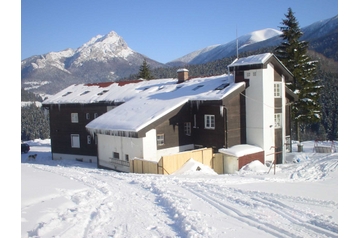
[177,68,189,83]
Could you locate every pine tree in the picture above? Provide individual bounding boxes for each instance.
[275,8,322,142]
[137,59,152,80]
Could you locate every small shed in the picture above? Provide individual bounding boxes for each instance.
[219,144,264,174]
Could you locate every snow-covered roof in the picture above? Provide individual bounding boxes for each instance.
[86,74,244,133]
[43,74,245,133]
[218,144,263,157]
[227,53,272,67]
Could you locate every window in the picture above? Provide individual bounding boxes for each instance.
[204,115,215,129]
[246,72,250,77]
[71,134,80,148]
[94,113,98,118]
[80,91,90,96]
[193,114,197,128]
[113,152,120,160]
[215,83,230,90]
[71,113,79,123]
[62,92,72,97]
[184,122,191,136]
[274,83,281,98]
[125,154,129,162]
[86,113,90,120]
[274,113,282,128]
[87,135,91,144]
[157,134,165,146]
[97,90,108,95]
[253,71,257,76]
[192,85,204,91]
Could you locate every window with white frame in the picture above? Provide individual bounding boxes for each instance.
[193,114,197,128]
[87,135,91,144]
[94,113,98,118]
[157,134,165,146]
[184,122,191,136]
[71,113,79,123]
[86,113,90,120]
[274,113,282,128]
[204,115,215,129]
[71,134,80,148]
[274,83,281,98]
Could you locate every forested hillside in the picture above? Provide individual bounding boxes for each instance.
[21,89,50,141]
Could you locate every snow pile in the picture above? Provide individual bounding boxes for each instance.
[171,158,217,176]
[240,160,268,173]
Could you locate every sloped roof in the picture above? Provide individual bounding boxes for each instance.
[228,53,294,80]
[84,74,245,133]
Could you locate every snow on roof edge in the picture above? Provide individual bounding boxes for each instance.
[219,144,263,157]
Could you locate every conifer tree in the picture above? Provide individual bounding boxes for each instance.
[137,59,153,80]
[275,8,322,142]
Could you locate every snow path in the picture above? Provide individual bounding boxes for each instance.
[21,140,338,237]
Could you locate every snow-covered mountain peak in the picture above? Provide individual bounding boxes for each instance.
[72,31,134,65]
[248,28,282,42]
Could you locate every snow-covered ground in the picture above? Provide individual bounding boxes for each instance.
[21,139,338,238]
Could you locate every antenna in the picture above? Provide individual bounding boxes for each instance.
[236,26,239,59]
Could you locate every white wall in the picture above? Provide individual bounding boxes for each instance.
[245,64,276,163]
[97,134,144,172]
[223,155,238,174]
[143,129,157,161]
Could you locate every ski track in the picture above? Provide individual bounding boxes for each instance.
[22,148,338,238]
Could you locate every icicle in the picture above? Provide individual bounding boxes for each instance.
[220,106,224,117]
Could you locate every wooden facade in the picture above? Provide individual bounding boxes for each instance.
[42,102,121,161]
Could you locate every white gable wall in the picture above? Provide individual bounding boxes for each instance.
[245,64,276,163]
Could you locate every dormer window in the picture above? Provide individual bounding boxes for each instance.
[193,85,204,91]
[97,90,109,95]
[215,83,230,90]
[80,91,90,96]
[62,92,72,97]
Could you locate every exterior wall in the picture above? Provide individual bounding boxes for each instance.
[238,151,265,169]
[223,155,238,174]
[97,134,144,172]
[191,101,226,152]
[245,65,275,163]
[52,153,97,163]
[143,129,158,161]
[44,103,117,160]
[222,87,246,147]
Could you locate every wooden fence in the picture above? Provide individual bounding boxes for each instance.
[130,148,224,175]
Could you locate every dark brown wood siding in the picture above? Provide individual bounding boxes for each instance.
[275,129,283,164]
[222,88,246,147]
[190,101,225,152]
[44,103,117,156]
[154,103,193,150]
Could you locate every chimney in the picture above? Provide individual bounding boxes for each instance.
[177,68,189,83]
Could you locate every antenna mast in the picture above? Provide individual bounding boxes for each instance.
[236,26,239,59]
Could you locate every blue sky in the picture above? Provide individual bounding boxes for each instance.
[21,0,338,63]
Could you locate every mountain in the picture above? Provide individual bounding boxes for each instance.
[21,16,338,95]
[168,15,338,66]
[21,31,165,94]
[167,28,282,67]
